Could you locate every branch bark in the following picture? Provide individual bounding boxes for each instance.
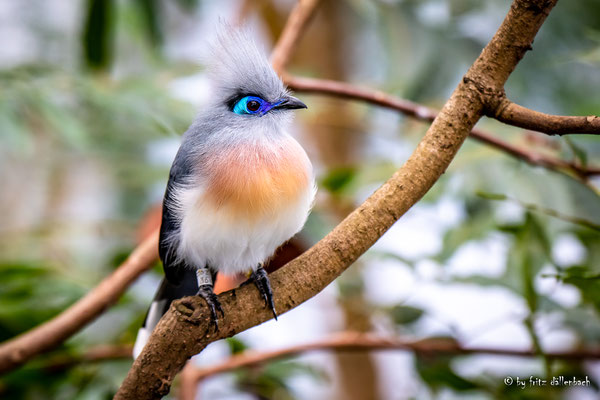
[285,75,600,178]
[490,97,600,135]
[39,344,133,372]
[0,230,159,375]
[115,1,558,398]
[184,332,600,384]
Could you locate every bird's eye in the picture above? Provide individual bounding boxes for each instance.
[247,100,260,112]
[232,96,265,115]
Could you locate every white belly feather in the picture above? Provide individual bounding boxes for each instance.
[176,183,313,275]
[173,135,315,276]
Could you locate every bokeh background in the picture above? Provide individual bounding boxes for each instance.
[1,0,600,399]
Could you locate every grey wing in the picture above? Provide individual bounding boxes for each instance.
[159,147,195,286]
[132,144,202,359]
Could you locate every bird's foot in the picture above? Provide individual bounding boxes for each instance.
[196,284,224,332]
[248,266,278,320]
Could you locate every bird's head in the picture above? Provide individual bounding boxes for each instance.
[206,25,306,131]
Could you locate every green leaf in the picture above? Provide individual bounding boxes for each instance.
[367,250,414,268]
[479,191,600,232]
[262,360,325,382]
[135,0,163,47]
[320,166,357,194]
[565,136,588,167]
[0,262,85,341]
[416,356,480,392]
[226,337,249,355]
[560,266,600,312]
[34,95,89,149]
[506,213,551,310]
[83,0,115,69]
[235,360,325,400]
[561,307,600,344]
[174,0,199,11]
[389,305,424,325]
[574,230,600,273]
[436,196,495,263]
[0,98,32,153]
[476,191,507,201]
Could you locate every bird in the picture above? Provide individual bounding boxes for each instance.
[133,26,315,359]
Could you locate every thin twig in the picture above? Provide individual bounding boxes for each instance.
[186,332,600,384]
[285,75,600,178]
[0,230,159,375]
[270,0,322,75]
[39,344,133,372]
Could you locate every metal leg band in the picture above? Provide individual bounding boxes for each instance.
[196,268,213,287]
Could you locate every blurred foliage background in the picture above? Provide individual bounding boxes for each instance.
[0,0,599,399]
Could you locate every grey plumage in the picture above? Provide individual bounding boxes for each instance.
[207,26,287,106]
[134,24,314,359]
[160,26,299,273]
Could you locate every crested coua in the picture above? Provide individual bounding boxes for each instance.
[133,27,315,358]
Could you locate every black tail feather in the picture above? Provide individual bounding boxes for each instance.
[133,269,198,358]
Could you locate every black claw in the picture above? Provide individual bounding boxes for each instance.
[197,285,223,332]
[250,267,278,320]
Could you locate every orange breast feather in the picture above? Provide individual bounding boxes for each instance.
[203,138,310,219]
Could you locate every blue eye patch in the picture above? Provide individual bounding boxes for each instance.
[232,96,282,116]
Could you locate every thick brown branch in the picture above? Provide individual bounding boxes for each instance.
[490,98,600,135]
[285,75,600,178]
[115,1,558,398]
[185,332,600,384]
[270,0,322,75]
[0,230,159,375]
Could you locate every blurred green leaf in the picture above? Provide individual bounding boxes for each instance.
[236,359,325,400]
[227,337,249,355]
[479,191,600,232]
[574,229,600,273]
[367,249,415,268]
[83,0,115,69]
[135,0,163,48]
[565,137,588,167]
[0,262,86,342]
[174,0,200,11]
[561,307,600,344]
[436,196,494,263]
[560,266,600,312]
[389,304,424,325]
[34,94,89,149]
[0,98,31,153]
[416,356,480,392]
[320,166,357,194]
[337,275,365,298]
[500,213,550,309]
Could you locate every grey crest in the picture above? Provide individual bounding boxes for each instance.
[173,24,296,184]
[208,24,287,106]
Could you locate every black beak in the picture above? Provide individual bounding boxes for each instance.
[274,95,307,110]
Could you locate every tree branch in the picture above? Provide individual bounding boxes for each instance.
[115,1,558,398]
[184,332,600,384]
[490,97,600,136]
[270,0,322,75]
[39,344,133,372]
[0,230,159,375]
[284,75,600,178]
